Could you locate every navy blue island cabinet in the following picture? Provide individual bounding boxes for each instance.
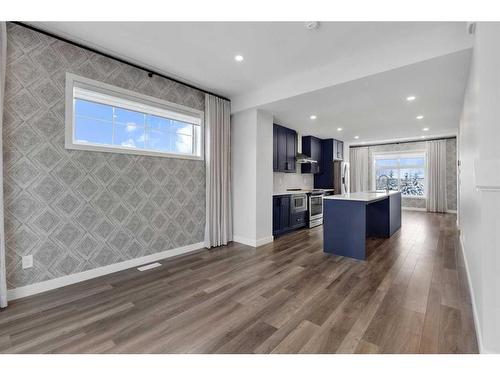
[322,191,401,260]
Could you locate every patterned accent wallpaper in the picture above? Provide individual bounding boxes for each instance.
[3,23,206,289]
[364,138,457,211]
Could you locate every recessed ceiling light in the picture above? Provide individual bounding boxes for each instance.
[234,55,244,62]
[416,115,424,120]
[406,96,416,101]
[310,115,317,120]
[422,127,429,131]
[354,136,359,139]
[421,135,426,138]
[337,127,343,131]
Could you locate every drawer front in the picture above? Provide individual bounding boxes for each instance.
[290,211,307,228]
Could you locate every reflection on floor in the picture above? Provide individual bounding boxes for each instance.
[0,211,477,353]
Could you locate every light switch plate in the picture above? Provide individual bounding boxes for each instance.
[22,255,33,269]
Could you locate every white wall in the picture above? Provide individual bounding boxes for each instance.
[232,110,257,243]
[255,110,274,243]
[459,22,500,353]
[231,109,273,247]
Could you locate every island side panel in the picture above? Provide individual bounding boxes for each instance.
[366,197,390,238]
[323,199,367,260]
[389,192,402,236]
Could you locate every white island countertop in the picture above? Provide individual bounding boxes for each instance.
[323,190,400,203]
[273,189,334,196]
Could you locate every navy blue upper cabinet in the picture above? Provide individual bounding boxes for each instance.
[273,125,278,171]
[285,128,297,172]
[301,136,322,174]
[314,138,343,188]
[273,124,297,173]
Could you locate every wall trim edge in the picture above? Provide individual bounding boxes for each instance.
[459,234,488,354]
[402,207,458,214]
[233,235,274,247]
[7,241,205,301]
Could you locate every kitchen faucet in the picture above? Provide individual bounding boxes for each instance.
[378,174,390,193]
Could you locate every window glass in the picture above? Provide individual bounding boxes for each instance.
[74,116,113,145]
[374,154,425,197]
[67,76,203,160]
[114,122,146,149]
[72,98,200,158]
[75,99,113,122]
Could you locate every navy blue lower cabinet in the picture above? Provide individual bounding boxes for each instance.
[273,195,291,236]
[290,211,307,229]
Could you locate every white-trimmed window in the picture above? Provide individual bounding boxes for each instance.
[65,73,204,160]
[373,151,426,198]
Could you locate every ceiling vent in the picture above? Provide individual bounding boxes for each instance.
[305,22,320,30]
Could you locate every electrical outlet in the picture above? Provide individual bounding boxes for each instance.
[22,255,33,269]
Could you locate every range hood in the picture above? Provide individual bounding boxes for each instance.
[296,153,317,164]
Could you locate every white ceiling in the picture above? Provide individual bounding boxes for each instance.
[261,49,472,143]
[31,21,473,143]
[32,22,471,98]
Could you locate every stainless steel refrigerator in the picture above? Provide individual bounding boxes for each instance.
[333,161,350,195]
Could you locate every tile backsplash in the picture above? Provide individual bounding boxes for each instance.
[273,170,314,192]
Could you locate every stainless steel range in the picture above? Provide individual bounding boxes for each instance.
[308,190,324,228]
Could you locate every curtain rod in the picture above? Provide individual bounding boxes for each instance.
[12,22,231,102]
[349,135,456,149]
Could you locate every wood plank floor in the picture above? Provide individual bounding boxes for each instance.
[0,211,478,353]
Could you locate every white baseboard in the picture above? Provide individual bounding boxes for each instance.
[402,207,458,214]
[233,235,274,247]
[402,207,426,211]
[459,234,486,353]
[7,241,205,301]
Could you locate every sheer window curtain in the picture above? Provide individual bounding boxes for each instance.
[204,94,232,248]
[426,140,448,213]
[349,147,369,193]
[0,22,8,308]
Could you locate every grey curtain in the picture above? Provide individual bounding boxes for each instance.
[0,22,8,308]
[349,147,369,192]
[204,94,232,248]
[426,140,448,213]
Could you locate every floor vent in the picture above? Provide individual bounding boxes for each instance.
[137,262,162,271]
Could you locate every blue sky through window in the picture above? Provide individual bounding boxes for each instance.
[74,98,194,155]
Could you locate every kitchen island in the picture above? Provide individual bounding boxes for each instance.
[322,191,401,260]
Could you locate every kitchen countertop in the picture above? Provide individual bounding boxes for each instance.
[273,189,334,196]
[323,190,400,202]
